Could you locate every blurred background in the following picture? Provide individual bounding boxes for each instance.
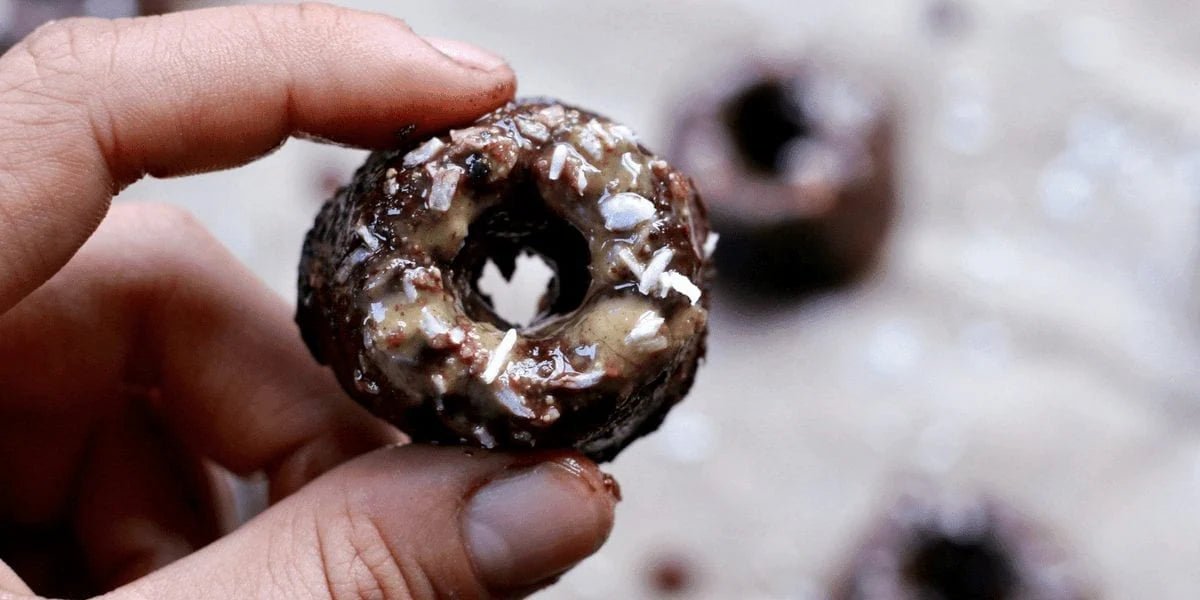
[8,0,1200,597]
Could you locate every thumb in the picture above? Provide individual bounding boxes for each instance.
[107,446,618,600]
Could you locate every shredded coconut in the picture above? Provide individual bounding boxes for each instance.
[577,128,604,160]
[600,193,656,231]
[557,369,606,390]
[573,167,589,195]
[495,383,535,419]
[431,374,447,394]
[548,144,569,180]
[536,105,566,128]
[703,232,720,258]
[482,328,518,384]
[383,168,400,197]
[450,127,485,144]
[610,124,640,145]
[620,152,643,180]
[618,247,645,277]
[402,271,419,302]
[659,270,702,304]
[626,311,665,343]
[334,248,370,283]
[420,307,450,337]
[428,165,463,212]
[515,117,550,143]
[369,302,387,324]
[473,425,497,448]
[402,138,446,167]
[356,224,380,251]
[587,119,616,149]
[639,248,674,294]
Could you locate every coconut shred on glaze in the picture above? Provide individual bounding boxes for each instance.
[297,99,712,461]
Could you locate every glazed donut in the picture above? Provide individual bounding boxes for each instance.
[669,61,894,296]
[833,494,1091,600]
[297,100,712,461]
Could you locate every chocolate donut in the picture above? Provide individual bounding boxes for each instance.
[833,495,1091,600]
[669,62,894,296]
[297,100,712,461]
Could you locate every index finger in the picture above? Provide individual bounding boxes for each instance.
[0,2,515,313]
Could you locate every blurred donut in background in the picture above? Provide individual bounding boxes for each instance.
[833,492,1092,600]
[669,61,895,298]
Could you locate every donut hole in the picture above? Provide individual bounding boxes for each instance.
[453,190,592,331]
[723,79,812,175]
[477,253,555,328]
[901,533,1017,600]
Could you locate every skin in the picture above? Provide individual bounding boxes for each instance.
[0,4,615,599]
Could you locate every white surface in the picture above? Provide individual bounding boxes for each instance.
[116,1,1200,597]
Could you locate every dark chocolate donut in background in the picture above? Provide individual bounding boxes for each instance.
[833,494,1091,600]
[669,62,895,297]
[298,100,712,462]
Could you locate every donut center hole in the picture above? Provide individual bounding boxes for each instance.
[724,79,812,175]
[476,253,556,328]
[901,534,1017,600]
[454,191,592,331]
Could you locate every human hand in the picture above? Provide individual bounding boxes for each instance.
[0,4,617,599]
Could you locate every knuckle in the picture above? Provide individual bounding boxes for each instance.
[14,17,115,81]
[315,506,422,600]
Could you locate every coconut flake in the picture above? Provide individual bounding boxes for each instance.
[660,270,702,304]
[573,167,589,195]
[536,105,566,128]
[577,129,604,160]
[556,369,606,389]
[587,119,616,149]
[402,271,419,302]
[420,307,450,337]
[620,152,643,180]
[334,248,370,283]
[703,232,720,258]
[473,425,497,448]
[638,248,674,294]
[383,168,400,197]
[449,127,489,145]
[428,165,463,212]
[600,193,656,231]
[610,124,640,145]
[548,144,569,180]
[495,383,535,418]
[403,138,446,167]
[431,374,447,394]
[626,311,665,343]
[618,247,644,277]
[482,328,518,384]
[515,117,550,143]
[356,224,381,251]
[369,302,387,324]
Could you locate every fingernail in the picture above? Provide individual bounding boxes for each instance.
[464,459,616,590]
[426,37,508,72]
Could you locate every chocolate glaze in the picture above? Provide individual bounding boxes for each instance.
[298,100,712,461]
[669,62,895,296]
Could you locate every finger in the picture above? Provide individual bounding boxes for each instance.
[110,447,618,600]
[0,560,32,596]
[74,394,235,593]
[0,2,515,313]
[0,203,402,508]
